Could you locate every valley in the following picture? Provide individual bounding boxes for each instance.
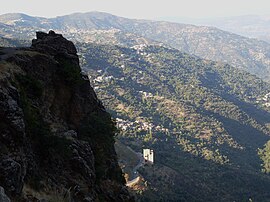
[79,42,270,200]
[0,12,270,201]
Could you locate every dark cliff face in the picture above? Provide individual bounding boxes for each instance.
[0,31,133,201]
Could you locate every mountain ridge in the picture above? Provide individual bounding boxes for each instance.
[166,15,270,43]
[1,12,270,82]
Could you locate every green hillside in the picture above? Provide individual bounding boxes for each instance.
[77,42,270,201]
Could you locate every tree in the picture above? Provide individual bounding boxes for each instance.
[258,140,270,174]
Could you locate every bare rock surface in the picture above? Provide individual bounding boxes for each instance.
[0,31,133,201]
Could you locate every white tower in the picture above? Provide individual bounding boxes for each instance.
[143,149,154,164]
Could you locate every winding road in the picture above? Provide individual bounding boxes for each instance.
[126,147,145,187]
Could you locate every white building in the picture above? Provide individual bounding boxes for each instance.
[143,149,154,164]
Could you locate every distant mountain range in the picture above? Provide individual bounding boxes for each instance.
[202,15,270,43]
[160,15,270,43]
[0,12,270,82]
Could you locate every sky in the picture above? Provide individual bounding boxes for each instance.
[0,0,269,19]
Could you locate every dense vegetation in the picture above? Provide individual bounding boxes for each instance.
[77,42,270,201]
[258,140,270,174]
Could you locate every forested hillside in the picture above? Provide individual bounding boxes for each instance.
[77,42,270,201]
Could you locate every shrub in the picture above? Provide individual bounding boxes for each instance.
[16,74,43,98]
[17,73,72,163]
[56,57,83,87]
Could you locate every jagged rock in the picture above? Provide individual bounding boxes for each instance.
[0,31,133,201]
[31,30,77,56]
[0,186,11,202]
[0,86,25,139]
[63,130,78,139]
[83,197,94,202]
[36,31,48,40]
[0,80,27,197]
[70,140,95,183]
[0,158,24,195]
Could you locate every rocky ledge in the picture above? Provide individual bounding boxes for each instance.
[0,31,133,201]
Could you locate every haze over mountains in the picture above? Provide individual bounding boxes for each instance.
[0,12,270,82]
[161,15,270,43]
[1,11,270,201]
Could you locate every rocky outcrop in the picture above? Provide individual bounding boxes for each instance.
[0,31,133,201]
[32,30,77,56]
[0,186,11,202]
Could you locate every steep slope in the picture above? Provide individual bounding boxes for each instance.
[0,31,133,201]
[1,12,270,82]
[78,42,270,201]
[122,22,270,82]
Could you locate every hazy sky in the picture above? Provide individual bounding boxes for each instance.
[1,0,269,19]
